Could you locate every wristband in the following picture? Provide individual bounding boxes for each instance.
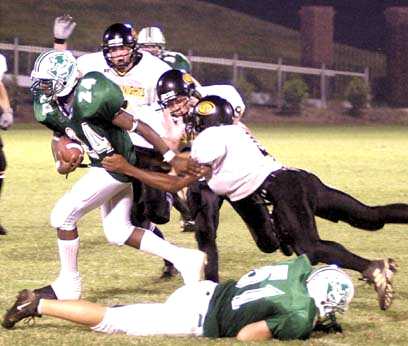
[163,150,176,163]
[54,38,66,44]
[130,119,139,132]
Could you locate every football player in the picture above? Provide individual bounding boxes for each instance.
[3,255,354,342]
[0,53,13,235]
[26,50,206,302]
[155,69,273,283]
[137,26,192,73]
[102,95,408,311]
[53,15,189,276]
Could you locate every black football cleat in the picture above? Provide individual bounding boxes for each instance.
[2,289,41,329]
[180,220,197,233]
[33,285,58,300]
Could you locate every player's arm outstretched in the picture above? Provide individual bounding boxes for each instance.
[102,153,210,192]
[112,109,202,175]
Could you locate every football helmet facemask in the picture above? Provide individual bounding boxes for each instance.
[102,23,141,72]
[31,50,78,99]
[307,265,354,321]
[192,95,234,133]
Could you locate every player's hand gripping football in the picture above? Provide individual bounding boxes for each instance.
[56,150,83,175]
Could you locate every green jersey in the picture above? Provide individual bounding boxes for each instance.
[161,50,192,73]
[33,94,72,136]
[70,71,136,182]
[203,255,317,340]
[33,71,136,183]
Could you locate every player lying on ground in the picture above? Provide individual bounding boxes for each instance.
[2,255,354,341]
[102,95,405,311]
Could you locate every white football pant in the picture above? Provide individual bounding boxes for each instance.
[92,280,218,336]
[50,167,135,245]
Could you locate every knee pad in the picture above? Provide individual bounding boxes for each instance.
[103,214,134,245]
[50,197,77,231]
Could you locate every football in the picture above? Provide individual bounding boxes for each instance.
[55,136,84,163]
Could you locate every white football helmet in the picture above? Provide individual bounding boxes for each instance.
[31,50,78,99]
[307,265,354,319]
[137,27,166,48]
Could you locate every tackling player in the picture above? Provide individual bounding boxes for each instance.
[27,50,206,302]
[154,69,277,283]
[102,95,408,311]
[3,255,354,342]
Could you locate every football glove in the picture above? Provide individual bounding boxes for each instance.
[54,15,76,40]
[0,109,13,130]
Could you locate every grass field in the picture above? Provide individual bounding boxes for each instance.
[1,123,408,345]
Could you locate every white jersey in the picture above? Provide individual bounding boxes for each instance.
[191,125,282,201]
[0,53,7,80]
[129,104,167,148]
[196,85,245,117]
[77,51,170,109]
[77,50,171,147]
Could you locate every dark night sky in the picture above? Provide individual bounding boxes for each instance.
[201,0,408,52]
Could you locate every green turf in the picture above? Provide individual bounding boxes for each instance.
[1,123,407,345]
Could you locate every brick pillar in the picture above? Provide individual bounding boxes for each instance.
[385,7,408,106]
[300,6,335,68]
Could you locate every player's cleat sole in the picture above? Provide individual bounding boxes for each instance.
[361,258,398,310]
[2,289,41,329]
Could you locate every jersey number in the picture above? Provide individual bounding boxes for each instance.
[81,122,113,157]
[231,265,288,310]
[78,78,97,104]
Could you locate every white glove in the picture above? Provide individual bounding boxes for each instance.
[0,109,13,130]
[54,15,76,40]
